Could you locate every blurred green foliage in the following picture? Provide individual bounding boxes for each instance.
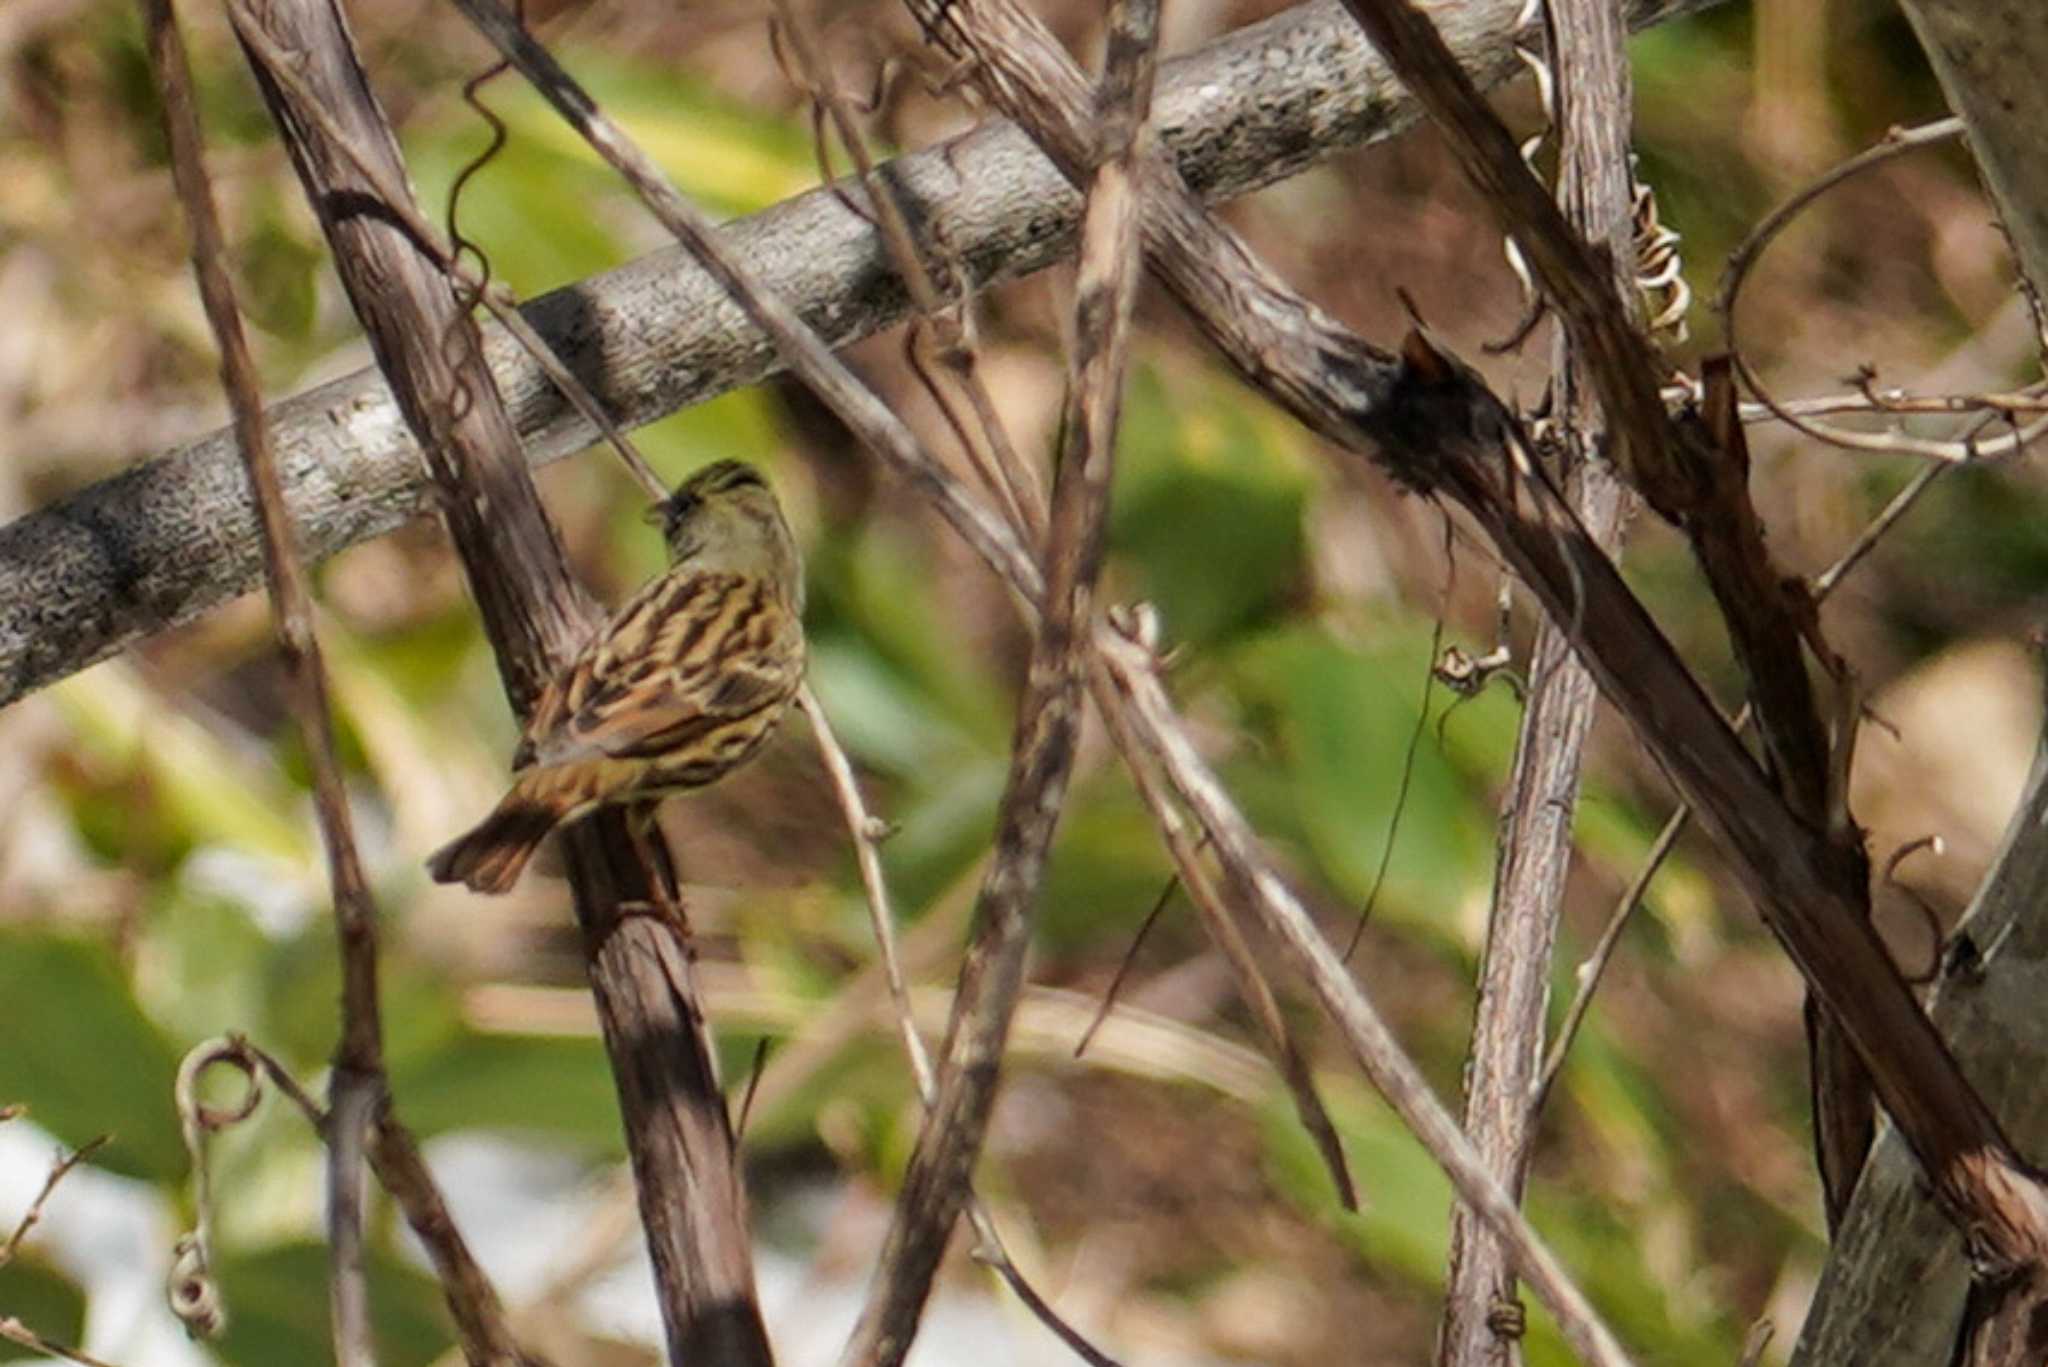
[0,932,185,1183]
[211,1243,452,1367]
[5,0,2014,1362]
[0,1258,87,1362]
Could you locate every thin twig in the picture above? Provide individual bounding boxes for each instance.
[1073,870,1179,1059]
[1343,612,1443,959]
[0,1318,125,1367]
[0,1135,107,1269]
[141,8,383,1359]
[768,0,1047,540]
[445,0,1042,608]
[799,684,930,1095]
[843,2,1159,1357]
[1094,615,1635,1367]
[1710,117,2048,463]
[1531,799,1685,1110]
[1811,462,1948,597]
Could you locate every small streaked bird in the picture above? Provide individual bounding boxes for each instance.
[428,459,806,894]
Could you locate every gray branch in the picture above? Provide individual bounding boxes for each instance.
[1793,4,2048,1357]
[0,0,1715,710]
[1900,0,2048,305]
[1791,712,2048,1364]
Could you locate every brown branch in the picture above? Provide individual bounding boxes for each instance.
[0,0,1726,712]
[140,4,385,1358]
[0,1135,106,1270]
[0,1318,124,1367]
[444,0,1041,609]
[224,2,772,1362]
[842,3,1158,1359]
[1385,326,2048,1275]
[1093,614,1635,1367]
[1340,0,1899,1231]
[798,687,1122,1365]
[1439,0,1639,1357]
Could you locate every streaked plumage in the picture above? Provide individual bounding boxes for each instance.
[428,460,805,894]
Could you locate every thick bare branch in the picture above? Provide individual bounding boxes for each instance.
[0,0,1722,712]
[1387,331,2048,1279]
[1793,729,2048,1365]
[1898,0,2048,308]
[227,1,772,1361]
[1440,0,1639,1359]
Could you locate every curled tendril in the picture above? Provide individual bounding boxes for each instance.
[1488,0,1689,353]
[438,12,520,432]
[166,1035,275,1340]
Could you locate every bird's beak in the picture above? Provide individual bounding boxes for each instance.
[642,501,672,530]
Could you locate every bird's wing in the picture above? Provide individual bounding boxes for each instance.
[515,570,803,768]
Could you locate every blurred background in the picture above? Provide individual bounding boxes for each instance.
[1,0,2042,1362]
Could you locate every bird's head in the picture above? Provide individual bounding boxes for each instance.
[644,460,803,606]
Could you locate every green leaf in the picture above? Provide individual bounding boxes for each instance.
[133,887,272,1046]
[0,931,185,1182]
[1038,775,1177,953]
[236,211,321,341]
[1260,1084,1449,1281]
[1230,625,1493,942]
[810,526,1013,749]
[50,671,309,867]
[0,1255,87,1362]
[1111,368,1312,649]
[388,1032,623,1152]
[212,1241,452,1367]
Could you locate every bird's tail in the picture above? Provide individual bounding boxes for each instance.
[427,775,576,894]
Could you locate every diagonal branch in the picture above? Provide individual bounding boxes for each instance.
[0,0,1724,714]
[1094,614,1634,1367]
[842,2,1158,1357]
[909,0,2048,1341]
[225,1,773,1362]
[1339,0,1884,1227]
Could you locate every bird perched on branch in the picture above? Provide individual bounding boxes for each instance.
[428,459,805,894]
